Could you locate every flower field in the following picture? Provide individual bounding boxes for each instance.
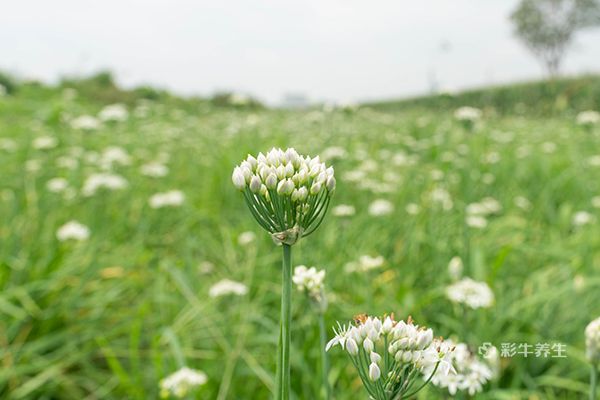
[1,78,600,399]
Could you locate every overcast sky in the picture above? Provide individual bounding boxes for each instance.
[1,0,599,104]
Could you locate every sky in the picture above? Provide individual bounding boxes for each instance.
[1,0,600,105]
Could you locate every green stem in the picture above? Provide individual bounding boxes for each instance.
[277,244,292,400]
[318,311,331,400]
[592,364,598,400]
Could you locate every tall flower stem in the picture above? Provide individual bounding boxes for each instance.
[318,310,331,400]
[277,244,292,400]
[591,364,598,400]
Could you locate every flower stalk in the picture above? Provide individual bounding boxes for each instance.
[233,148,335,400]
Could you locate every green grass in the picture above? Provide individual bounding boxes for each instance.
[0,79,600,399]
[368,74,600,117]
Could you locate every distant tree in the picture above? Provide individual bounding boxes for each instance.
[510,0,600,76]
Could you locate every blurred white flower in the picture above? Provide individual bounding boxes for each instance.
[46,178,69,193]
[141,162,169,177]
[576,110,600,126]
[368,199,394,216]
[446,278,494,309]
[238,231,256,246]
[332,204,356,217]
[541,142,556,154]
[25,159,41,172]
[198,261,214,275]
[56,220,90,241]
[454,106,482,122]
[293,265,325,301]
[56,156,79,170]
[0,138,17,152]
[82,173,128,196]
[32,136,58,150]
[405,203,421,215]
[514,196,532,211]
[100,146,131,169]
[159,367,207,399]
[587,155,600,167]
[466,197,502,216]
[345,255,385,273]
[573,211,594,227]
[321,146,347,161]
[585,317,600,363]
[70,115,101,130]
[430,187,453,210]
[466,215,487,229]
[209,279,248,298]
[149,190,185,209]
[98,103,129,122]
[448,256,463,280]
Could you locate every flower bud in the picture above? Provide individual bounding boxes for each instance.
[368,362,381,381]
[370,351,382,364]
[265,173,277,190]
[310,181,322,195]
[363,337,374,353]
[296,187,308,202]
[241,166,252,183]
[276,165,286,180]
[284,163,295,178]
[326,176,336,192]
[277,179,295,196]
[260,184,268,197]
[249,176,262,193]
[416,329,433,349]
[246,155,257,169]
[382,316,394,334]
[346,338,359,356]
[232,167,246,190]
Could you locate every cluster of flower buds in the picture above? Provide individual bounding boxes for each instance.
[292,265,326,305]
[232,148,335,245]
[326,314,454,400]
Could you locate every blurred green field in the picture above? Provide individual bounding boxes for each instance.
[1,76,600,399]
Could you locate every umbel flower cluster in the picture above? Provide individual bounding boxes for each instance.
[326,314,454,400]
[424,340,493,396]
[232,148,335,245]
[293,265,326,303]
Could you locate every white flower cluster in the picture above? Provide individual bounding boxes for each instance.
[56,220,90,242]
[232,148,335,244]
[586,316,600,363]
[326,314,454,399]
[425,340,493,396]
[208,279,248,298]
[292,265,325,301]
[99,103,129,122]
[149,190,185,209]
[344,255,385,273]
[446,278,494,309]
[159,367,207,399]
[82,173,128,196]
[32,136,58,150]
[576,110,600,126]
[466,197,502,229]
[369,199,394,216]
[454,106,482,122]
[70,115,101,130]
